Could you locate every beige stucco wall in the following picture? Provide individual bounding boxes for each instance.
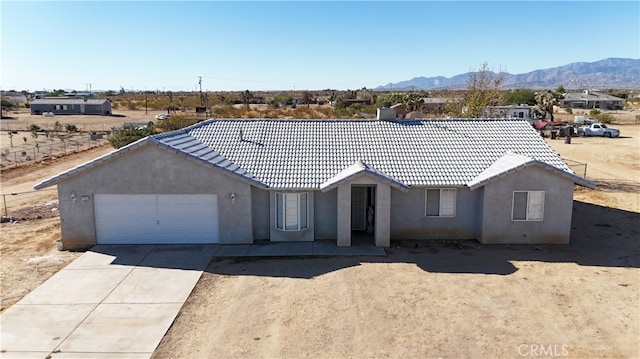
[479,166,575,244]
[55,143,254,249]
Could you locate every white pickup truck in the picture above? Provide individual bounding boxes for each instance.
[576,123,620,138]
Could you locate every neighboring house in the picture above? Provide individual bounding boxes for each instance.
[486,105,536,121]
[560,90,624,110]
[30,98,111,115]
[420,97,463,114]
[34,118,594,250]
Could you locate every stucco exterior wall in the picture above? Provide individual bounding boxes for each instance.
[314,189,337,240]
[480,166,574,244]
[269,191,315,242]
[334,175,393,247]
[251,187,270,240]
[390,187,481,240]
[30,102,110,115]
[56,143,254,249]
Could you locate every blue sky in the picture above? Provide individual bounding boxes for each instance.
[1,1,638,92]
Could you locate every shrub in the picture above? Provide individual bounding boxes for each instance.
[594,113,614,124]
[155,115,200,132]
[65,124,78,132]
[590,109,601,116]
[565,108,572,114]
[108,127,155,148]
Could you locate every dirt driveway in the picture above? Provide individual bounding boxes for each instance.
[153,125,640,358]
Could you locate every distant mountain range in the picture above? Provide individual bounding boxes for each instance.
[376,58,640,91]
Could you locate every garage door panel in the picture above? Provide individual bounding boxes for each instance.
[95,194,218,244]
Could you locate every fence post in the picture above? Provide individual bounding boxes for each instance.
[13,152,17,167]
[2,194,7,217]
[33,148,37,163]
[584,163,587,179]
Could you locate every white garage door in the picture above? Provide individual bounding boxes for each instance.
[94,194,219,244]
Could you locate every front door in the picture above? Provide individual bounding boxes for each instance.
[351,186,375,232]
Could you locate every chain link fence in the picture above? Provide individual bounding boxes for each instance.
[563,158,588,179]
[1,134,109,169]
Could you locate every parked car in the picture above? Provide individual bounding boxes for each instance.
[573,115,596,125]
[42,112,54,117]
[576,123,620,138]
[155,114,170,120]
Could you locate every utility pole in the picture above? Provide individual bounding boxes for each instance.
[145,86,148,114]
[198,76,203,106]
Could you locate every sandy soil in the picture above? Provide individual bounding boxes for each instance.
[0,108,162,135]
[545,124,640,213]
[0,145,114,312]
[153,125,640,358]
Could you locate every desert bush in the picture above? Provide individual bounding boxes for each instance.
[65,124,78,132]
[590,109,601,116]
[126,101,137,110]
[155,115,200,132]
[565,108,572,114]
[594,113,614,124]
[108,127,155,148]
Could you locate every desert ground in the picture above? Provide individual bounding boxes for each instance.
[0,110,638,358]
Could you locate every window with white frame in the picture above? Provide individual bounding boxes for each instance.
[512,191,545,221]
[425,188,456,217]
[275,192,308,231]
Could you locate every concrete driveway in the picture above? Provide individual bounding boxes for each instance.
[0,244,217,359]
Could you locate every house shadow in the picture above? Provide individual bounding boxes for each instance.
[87,244,218,271]
[83,201,638,278]
[205,200,639,279]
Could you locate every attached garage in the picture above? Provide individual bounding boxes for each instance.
[94,194,219,244]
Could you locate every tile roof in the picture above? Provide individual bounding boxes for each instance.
[153,118,578,189]
[34,136,265,190]
[319,160,409,192]
[467,152,595,190]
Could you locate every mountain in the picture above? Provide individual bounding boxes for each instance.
[376,58,640,90]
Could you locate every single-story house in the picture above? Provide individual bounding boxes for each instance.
[560,90,624,110]
[30,98,111,115]
[486,105,536,121]
[34,118,594,250]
